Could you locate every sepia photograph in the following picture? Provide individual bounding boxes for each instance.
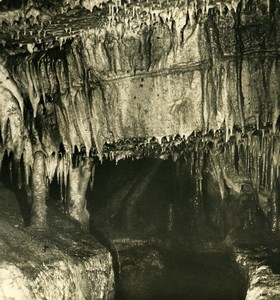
[0,0,279,299]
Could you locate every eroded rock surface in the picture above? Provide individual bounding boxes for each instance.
[0,0,279,230]
[235,247,280,300]
[1,0,280,160]
[0,183,114,300]
[1,0,280,299]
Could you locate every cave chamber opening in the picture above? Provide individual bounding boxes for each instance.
[86,155,250,300]
[0,147,254,299]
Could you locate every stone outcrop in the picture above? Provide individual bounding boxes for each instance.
[235,247,280,300]
[0,183,114,300]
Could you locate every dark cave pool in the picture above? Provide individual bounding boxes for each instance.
[86,158,249,300]
[116,247,248,300]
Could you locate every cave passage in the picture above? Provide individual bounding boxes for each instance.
[0,145,276,299]
[0,146,271,299]
[87,158,175,240]
[86,158,248,300]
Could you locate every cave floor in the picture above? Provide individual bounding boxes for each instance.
[115,244,248,300]
[0,182,114,300]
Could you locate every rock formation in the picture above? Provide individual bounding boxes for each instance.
[0,0,279,228]
[0,0,280,299]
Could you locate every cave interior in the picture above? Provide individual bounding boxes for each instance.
[1,0,280,299]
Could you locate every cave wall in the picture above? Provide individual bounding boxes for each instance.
[0,0,280,230]
[1,4,280,298]
[88,131,280,246]
[0,182,115,300]
[2,0,280,163]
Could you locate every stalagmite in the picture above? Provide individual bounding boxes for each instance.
[30,151,48,227]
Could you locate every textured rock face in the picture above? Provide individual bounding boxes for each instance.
[235,248,280,300]
[1,1,280,297]
[0,183,115,300]
[0,0,278,182]
[0,0,279,251]
[1,0,280,162]
[30,151,47,227]
[68,158,94,230]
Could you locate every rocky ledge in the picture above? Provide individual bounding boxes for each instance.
[235,246,280,300]
[0,183,115,300]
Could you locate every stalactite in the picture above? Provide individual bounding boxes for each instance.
[195,149,204,213]
[234,5,245,132]
[201,69,207,133]
[264,136,269,190]
[45,152,58,183]
[270,177,279,233]
[89,164,95,190]
[8,158,13,183]
[16,159,23,189]
[2,1,279,164]
[68,157,93,230]
[25,60,40,117]
[0,0,280,239]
